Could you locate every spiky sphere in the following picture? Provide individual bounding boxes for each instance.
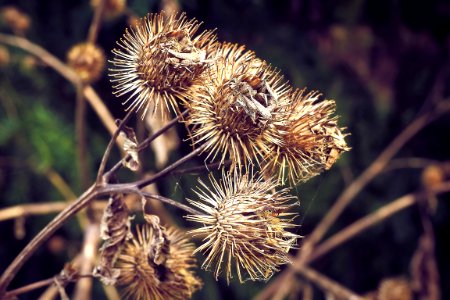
[110,12,217,117]
[67,43,105,83]
[116,225,202,300]
[263,89,350,184]
[187,170,300,283]
[186,43,291,169]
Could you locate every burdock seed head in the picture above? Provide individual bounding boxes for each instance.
[110,12,217,118]
[116,224,202,300]
[186,169,300,283]
[186,43,291,169]
[67,42,105,83]
[263,88,350,184]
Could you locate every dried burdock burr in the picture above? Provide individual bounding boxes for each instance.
[186,43,291,170]
[263,88,350,184]
[115,224,202,300]
[186,169,300,283]
[110,12,217,118]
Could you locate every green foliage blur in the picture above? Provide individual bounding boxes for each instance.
[1,0,449,299]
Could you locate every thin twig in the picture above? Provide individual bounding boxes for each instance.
[290,264,363,300]
[4,278,54,299]
[141,193,201,215]
[301,106,449,259]
[0,140,205,295]
[0,202,67,222]
[170,160,231,176]
[87,0,106,44]
[97,109,134,183]
[383,157,440,172]
[73,223,100,300]
[308,181,450,263]
[4,274,93,299]
[103,110,187,181]
[0,34,119,143]
[136,143,207,189]
[255,101,450,300]
[75,85,90,189]
[0,185,98,296]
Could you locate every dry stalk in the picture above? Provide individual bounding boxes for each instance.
[255,100,450,300]
[0,33,120,145]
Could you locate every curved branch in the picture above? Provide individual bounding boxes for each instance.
[141,193,201,215]
[0,33,119,141]
[308,181,450,263]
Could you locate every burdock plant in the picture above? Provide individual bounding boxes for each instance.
[0,10,349,300]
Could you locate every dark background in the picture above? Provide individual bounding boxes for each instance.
[1,0,449,299]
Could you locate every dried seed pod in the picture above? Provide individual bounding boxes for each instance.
[186,169,300,283]
[1,6,30,35]
[186,43,290,169]
[263,89,350,184]
[377,277,413,300]
[67,42,105,83]
[116,224,202,300]
[90,0,126,19]
[94,194,131,285]
[421,164,444,189]
[110,12,217,118]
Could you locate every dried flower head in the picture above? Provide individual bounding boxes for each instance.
[187,170,300,283]
[110,12,217,117]
[91,0,126,19]
[263,89,350,183]
[1,6,30,35]
[116,224,202,300]
[421,164,444,189]
[67,43,105,83]
[186,43,290,169]
[377,277,412,300]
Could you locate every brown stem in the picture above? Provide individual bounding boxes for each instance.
[73,223,100,300]
[0,202,68,222]
[141,193,201,215]
[170,160,231,176]
[87,0,106,44]
[0,34,119,143]
[0,185,97,297]
[291,265,364,300]
[307,182,450,263]
[300,104,450,262]
[255,101,450,300]
[4,274,93,299]
[76,85,91,189]
[135,144,207,189]
[103,110,187,181]
[96,109,134,184]
[4,278,54,299]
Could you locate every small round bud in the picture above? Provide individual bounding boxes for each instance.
[378,277,412,300]
[1,6,30,35]
[421,164,444,189]
[67,43,105,83]
[90,0,126,19]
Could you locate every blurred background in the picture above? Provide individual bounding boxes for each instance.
[0,0,449,299]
